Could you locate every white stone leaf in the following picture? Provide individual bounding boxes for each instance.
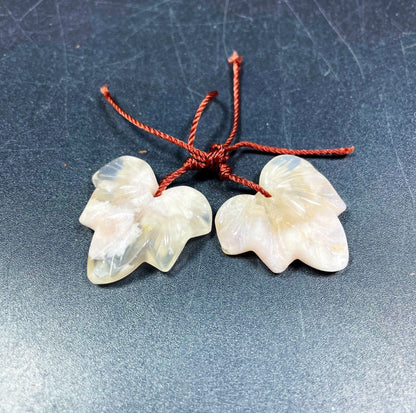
[80,156,212,284]
[215,155,349,273]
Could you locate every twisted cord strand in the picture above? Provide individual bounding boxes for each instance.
[101,85,197,155]
[188,91,218,147]
[227,141,354,156]
[101,51,354,198]
[223,51,243,146]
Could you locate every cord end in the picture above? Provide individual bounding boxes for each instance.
[344,146,355,154]
[228,50,242,65]
[100,84,110,97]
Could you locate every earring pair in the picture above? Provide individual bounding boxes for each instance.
[80,52,352,284]
[80,153,349,284]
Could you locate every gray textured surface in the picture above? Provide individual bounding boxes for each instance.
[1,0,415,411]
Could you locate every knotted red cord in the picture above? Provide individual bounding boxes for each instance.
[101,51,354,197]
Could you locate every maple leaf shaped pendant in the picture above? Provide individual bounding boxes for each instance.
[215,155,349,273]
[80,156,212,284]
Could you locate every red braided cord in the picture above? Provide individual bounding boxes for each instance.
[100,51,354,198]
[155,154,271,198]
[226,173,271,197]
[223,51,243,146]
[154,164,190,197]
[227,141,355,155]
[188,91,218,147]
[101,85,203,159]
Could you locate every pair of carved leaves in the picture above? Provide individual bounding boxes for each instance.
[80,155,348,284]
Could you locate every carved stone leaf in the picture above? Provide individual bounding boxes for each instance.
[80,156,212,284]
[215,155,349,273]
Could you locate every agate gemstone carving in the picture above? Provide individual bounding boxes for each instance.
[80,156,212,284]
[215,155,349,273]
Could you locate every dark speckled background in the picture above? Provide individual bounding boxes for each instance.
[1,0,415,411]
